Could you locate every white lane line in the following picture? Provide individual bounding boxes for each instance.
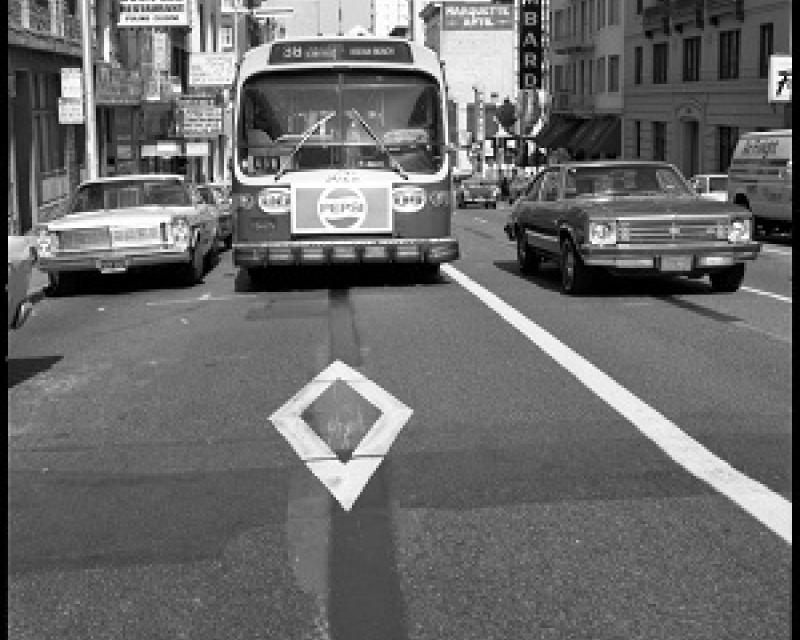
[442,263,792,544]
[474,217,489,224]
[145,294,257,306]
[740,286,792,303]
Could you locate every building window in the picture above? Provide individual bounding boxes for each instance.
[634,120,642,158]
[579,60,585,95]
[759,23,774,78]
[554,10,564,39]
[588,60,593,94]
[634,46,643,85]
[581,1,587,40]
[718,126,739,172]
[596,56,606,93]
[636,0,643,14]
[683,36,701,82]
[588,1,594,33]
[608,0,620,26]
[597,0,605,29]
[653,42,668,84]
[719,29,740,80]
[608,55,620,92]
[653,121,667,161]
[220,26,233,50]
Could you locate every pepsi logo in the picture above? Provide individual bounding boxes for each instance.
[317,187,368,229]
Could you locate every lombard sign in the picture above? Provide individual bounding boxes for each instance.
[119,0,189,27]
[442,3,513,30]
[518,0,543,90]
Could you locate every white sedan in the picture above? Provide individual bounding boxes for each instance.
[36,174,218,295]
[7,235,38,330]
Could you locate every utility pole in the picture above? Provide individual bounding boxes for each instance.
[81,0,98,179]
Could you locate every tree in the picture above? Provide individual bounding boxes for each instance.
[496,98,517,132]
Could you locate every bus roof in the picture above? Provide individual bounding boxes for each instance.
[237,36,442,82]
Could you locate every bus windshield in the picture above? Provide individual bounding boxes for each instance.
[238,69,444,177]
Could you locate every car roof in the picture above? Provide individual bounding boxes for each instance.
[547,160,676,169]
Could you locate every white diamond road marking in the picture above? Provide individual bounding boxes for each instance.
[270,360,413,511]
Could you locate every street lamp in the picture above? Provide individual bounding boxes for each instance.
[81,0,98,179]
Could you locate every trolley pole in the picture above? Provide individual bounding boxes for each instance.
[81,0,98,179]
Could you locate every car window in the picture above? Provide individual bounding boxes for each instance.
[563,165,692,198]
[709,176,727,191]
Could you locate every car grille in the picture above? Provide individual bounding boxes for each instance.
[618,219,725,244]
[58,228,111,251]
[110,226,163,244]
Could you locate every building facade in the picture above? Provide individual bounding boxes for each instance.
[623,0,791,177]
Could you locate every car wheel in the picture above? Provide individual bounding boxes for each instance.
[709,264,745,293]
[560,237,592,295]
[516,229,540,274]
[47,271,75,297]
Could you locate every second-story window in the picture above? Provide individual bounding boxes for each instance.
[581,1,587,39]
[683,36,701,82]
[653,121,667,161]
[759,23,774,78]
[554,10,564,40]
[653,42,668,84]
[634,46,643,85]
[608,55,620,92]
[596,56,606,93]
[597,0,605,29]
[579,60,585,95]
[608,0,620,26]
[220,26,233,51]
[719,29,740,80]
[634,120,642,158]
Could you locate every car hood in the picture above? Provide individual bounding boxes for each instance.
[581,197,745,218]
[44,207,197,230]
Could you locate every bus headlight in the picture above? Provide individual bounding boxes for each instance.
[588,220,617,246]
[36,226,58,257]
[393,186,425,213]
[258,188,291,213]
[728,218,751,243]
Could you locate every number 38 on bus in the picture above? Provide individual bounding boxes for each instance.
[231,37,460,277]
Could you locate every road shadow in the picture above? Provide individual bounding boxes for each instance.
[493,259,715,297]
[7,354,63,389]
[235,264,447,293]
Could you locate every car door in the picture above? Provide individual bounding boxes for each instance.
[519,168,563,256]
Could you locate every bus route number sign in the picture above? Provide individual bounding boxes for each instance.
[269,41,413,65]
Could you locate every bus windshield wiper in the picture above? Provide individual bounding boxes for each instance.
[346,109,408,180]
[274,111,336,182]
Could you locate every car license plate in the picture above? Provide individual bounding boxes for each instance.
[660,256,692,272]
[97,258,127,273]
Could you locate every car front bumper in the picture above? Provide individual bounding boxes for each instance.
[233,238,459,267]
[38,248,192,273]
[581,241,761,270]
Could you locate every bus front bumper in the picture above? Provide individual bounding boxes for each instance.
[233,238,459,267]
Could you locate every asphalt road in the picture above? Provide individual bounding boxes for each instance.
[8,205,792,639]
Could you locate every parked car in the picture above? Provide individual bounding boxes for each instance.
[689,174,729,202]
[36,174,218,295]
[7,236,38,330]
[504,160,761,295]
[196,182,233,249]
[456,178,500,208]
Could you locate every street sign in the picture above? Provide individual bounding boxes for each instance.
[118,0,189,27]
[60,68,82,99]
[270,360,413,511]
[189,53,236,87]
[185,140,210,157]
[768,54,792,103]
[58,97,84,124]
[178,105,224,137]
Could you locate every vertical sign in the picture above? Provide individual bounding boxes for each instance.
[518,0,543,90]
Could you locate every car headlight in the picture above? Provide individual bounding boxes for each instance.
[258,188,291,213]
[170,217,192,250]
[728,217,751,243]
[588,220,617,246]
[36,226,58,257]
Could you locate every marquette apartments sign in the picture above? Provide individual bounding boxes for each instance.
[518,0,543,90]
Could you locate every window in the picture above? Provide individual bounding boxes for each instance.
[683,36,701,82]
[759,23,774,78]
[220,26,233,50]
[653,42,668,84]
[718,126,739,172]
[653,121,667,161]
[597,0,606,29]
[608,0,620,25]
[636,0,643,14]
[588,60,593,94]
[634,46,643,85]
[719,29,740,80]
[608,55,620,92]
[579,60,585,95]
[596,56,606,93]
[634,120,642,158]
[554,10,564,39]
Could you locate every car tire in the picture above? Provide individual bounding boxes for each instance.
[560,237,593,295]
[47,271,75,297]
[516,230,540,274]
[709,264,745,293]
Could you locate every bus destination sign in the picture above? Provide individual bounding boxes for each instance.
[269,41,412,65]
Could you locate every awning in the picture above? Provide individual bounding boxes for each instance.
[533,115,584,150]
[568,116,621,159]
[563,118,598,156]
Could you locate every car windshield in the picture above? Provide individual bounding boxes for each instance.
[238,69,444,176]
[70,179,191,212]
[708,176,728,191]
[564,165,692,198]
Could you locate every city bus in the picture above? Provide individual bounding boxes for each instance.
[231,36,459,277]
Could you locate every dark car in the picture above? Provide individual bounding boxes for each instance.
[456,178,500,209]
[504,160,761,294]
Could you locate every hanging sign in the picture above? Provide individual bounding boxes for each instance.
[58,97,84,124]
[442,3,513,30]
[60,68,83,99]
[518,0,543,90]
[118,0,189,27]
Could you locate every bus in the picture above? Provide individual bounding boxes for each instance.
[231,36,459,277]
